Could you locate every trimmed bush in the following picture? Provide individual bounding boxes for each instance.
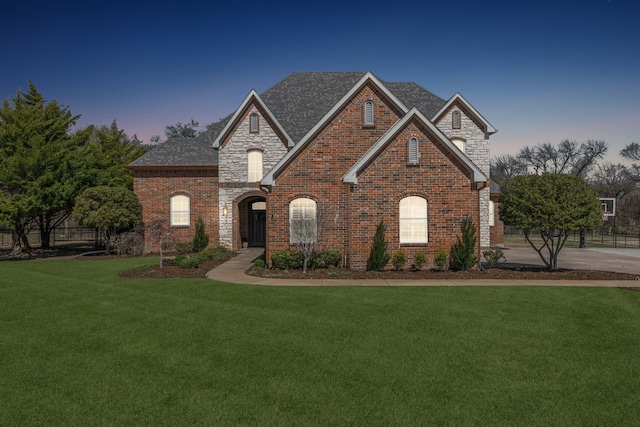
[412,253,427,270]
[271,250,303,270]
[392,249,407,270]
[483,249,506,269]
[254,258,265,269]
[434,250,449,271]
[310,250,342,269]
[175,241,194,255]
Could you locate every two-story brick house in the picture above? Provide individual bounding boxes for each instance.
[128,71,498,269]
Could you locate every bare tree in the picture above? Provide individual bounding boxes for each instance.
[620,142,640,181]
[145,218,175,268]
[290,204,327,273]
[515,140,608,177]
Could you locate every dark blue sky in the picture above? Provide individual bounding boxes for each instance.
[3,0,639,159]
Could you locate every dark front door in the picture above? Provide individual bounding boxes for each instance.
[248,210,266,247]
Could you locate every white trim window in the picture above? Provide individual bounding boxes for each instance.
[399,196,428,243]
[247,150,263,182]
[170,195,190,226]
[249,113,259,133]
[408,137,419,163]
[364,101,374,126]
[289,198,317,243]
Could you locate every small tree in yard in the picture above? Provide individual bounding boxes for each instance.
[500,173,603,271]
[450,217,478,271]
[290,203,323,274]
[367,220,391,271]
[146,218,175,268]
[73,186,142,254]
[192,217,209,252]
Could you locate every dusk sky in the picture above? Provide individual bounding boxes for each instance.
[3,0,639,161]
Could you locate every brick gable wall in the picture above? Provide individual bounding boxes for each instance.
[349,118,480,270]
[266,83,404,265]
[133,169,219,252]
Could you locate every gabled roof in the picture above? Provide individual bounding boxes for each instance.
[342,108,487,184]
[262,71,429,185]
[432,93,497,135]
[127,138,218,169]
[129,72,460,169]
[211,90,293,149]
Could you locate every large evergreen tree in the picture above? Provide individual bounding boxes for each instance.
[0,81,91,251]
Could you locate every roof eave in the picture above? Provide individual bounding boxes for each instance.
[432,93,497,135]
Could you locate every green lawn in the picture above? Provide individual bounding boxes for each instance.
[1,258,639,426]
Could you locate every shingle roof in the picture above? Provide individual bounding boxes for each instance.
[129,72,448,168]
[127,137,218,168]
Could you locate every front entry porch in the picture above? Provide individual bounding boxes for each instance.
[237,195,266,248]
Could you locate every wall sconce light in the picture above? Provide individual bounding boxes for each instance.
[223,204,228,217]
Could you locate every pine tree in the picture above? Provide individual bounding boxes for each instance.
[367,220,391,271]
[450,217,478,271]
[192,217,209,252]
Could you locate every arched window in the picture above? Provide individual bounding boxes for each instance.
[399,196,428,243]
[452,138,465,153]
[247,150,263,182]
[170,195,190,226]
[363,101,374,126]
[249,113,259,133]
[452,111,461,129]
[408,137,419,163]
[289,198,317,243]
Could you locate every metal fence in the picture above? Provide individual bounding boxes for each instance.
[0,227,100,248]
[505,229,640,249]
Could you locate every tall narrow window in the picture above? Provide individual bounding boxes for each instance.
[247,150,263,182]
[289,198,317,243]
[408,137,419,164]
[250,113,259,133]
[452,111,461,129]
[399,196,428,243]
[170,195,190,226]
[363,101,374,126]
[489,201,495,226]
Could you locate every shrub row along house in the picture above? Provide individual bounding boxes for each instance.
[128,71,502,270]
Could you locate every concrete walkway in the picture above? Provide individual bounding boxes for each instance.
[206,246,640,287]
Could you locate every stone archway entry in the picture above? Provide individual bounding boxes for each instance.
[248,200,266,247]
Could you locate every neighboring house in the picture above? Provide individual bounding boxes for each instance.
[128,71,500,269]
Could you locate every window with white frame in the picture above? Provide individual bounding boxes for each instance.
[247,150,263,182]
[170,195,190,226]
[452,138,465,153]
[364,101,374,126]
[489,201,495,226]
[452,111,461,129]
[408,137,419,163]
[289,198,317,243]
[249,113,259,133]
[399,196,428,243]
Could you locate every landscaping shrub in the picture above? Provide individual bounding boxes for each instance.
[254,258,265,269]
[310,250,342,269]
[192,217,209,252]
[271,250,303,270]
[483,249,506,269]
[171,245,236,269]
[391,249,407,270]
[175,241,194,255]
[412,253,427,270]
[450,217,478,271]
[367,220,391,271]
[434,250,449,271]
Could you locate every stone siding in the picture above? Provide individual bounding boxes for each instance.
[435,104,491,247]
